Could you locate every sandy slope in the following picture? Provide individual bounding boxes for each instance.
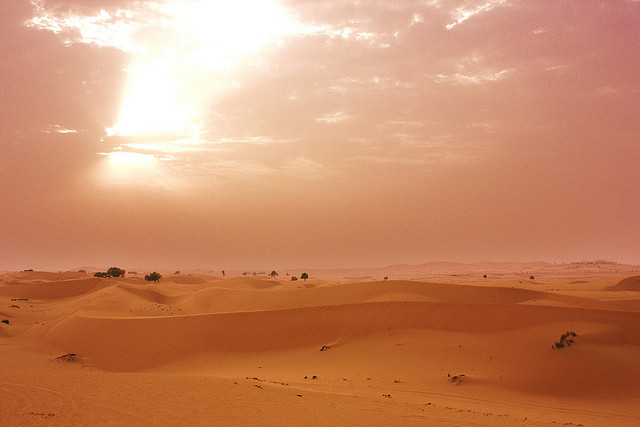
[1,271,639,426]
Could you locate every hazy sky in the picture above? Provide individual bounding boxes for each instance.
[1,0,639,271]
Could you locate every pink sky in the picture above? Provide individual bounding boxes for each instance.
[1,0,639,271]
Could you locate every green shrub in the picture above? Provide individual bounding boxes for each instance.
[144,272,162,283]
[552,331,577,349]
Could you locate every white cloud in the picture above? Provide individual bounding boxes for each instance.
[314,111,350,124]
[433,69,512,85]
[446,0,508,30]
[42,125,79,134]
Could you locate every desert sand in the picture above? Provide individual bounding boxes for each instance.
[1,265,639,426]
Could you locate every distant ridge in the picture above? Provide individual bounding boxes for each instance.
[296,260,640,279]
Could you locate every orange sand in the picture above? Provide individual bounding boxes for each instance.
[1,268,639,426]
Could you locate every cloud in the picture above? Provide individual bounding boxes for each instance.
[314,111,350,124]
[433,68,512,85]
[445,0,508,30]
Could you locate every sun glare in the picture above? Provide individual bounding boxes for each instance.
[171,0,290,69]
[108,0,292,138]
[107,60,199,136]
[30,0,295,186]
[96,151,161,186]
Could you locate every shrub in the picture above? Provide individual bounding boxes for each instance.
[291,276,298,281]
[553,331,577,349]
[94,272,109,278]
[107,267,125,278]
[301,272,309,281]
[144,272,162,283]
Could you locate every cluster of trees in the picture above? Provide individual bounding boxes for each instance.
[266,271,309,281]
[92,267,161,283]
[94,267,125,278]
[290,272,309,281]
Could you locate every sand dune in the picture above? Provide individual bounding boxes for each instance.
[609,275,640,291]
[44,300,640,369]
[2,272,640,425]
[0,277,110,300]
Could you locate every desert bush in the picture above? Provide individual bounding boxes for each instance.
[107,267,125,277]
[291,276,298,281]
[144,272,162,283]
[94,272,109,278]
[553,331,577,349]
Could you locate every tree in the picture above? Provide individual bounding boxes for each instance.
[145,272,162,283]
[107,267,125,278]
[270,270,278,278]
[530,275,535,280]
[301,272,309,281]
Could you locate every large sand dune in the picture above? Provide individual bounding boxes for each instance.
[1,271,639,425]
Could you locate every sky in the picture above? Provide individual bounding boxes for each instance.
[1,0,639,271]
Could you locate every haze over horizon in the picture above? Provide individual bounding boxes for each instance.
[2,0,639,271]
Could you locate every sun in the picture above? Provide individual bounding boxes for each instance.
[107,0,292,138]
[107,59,199,137]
